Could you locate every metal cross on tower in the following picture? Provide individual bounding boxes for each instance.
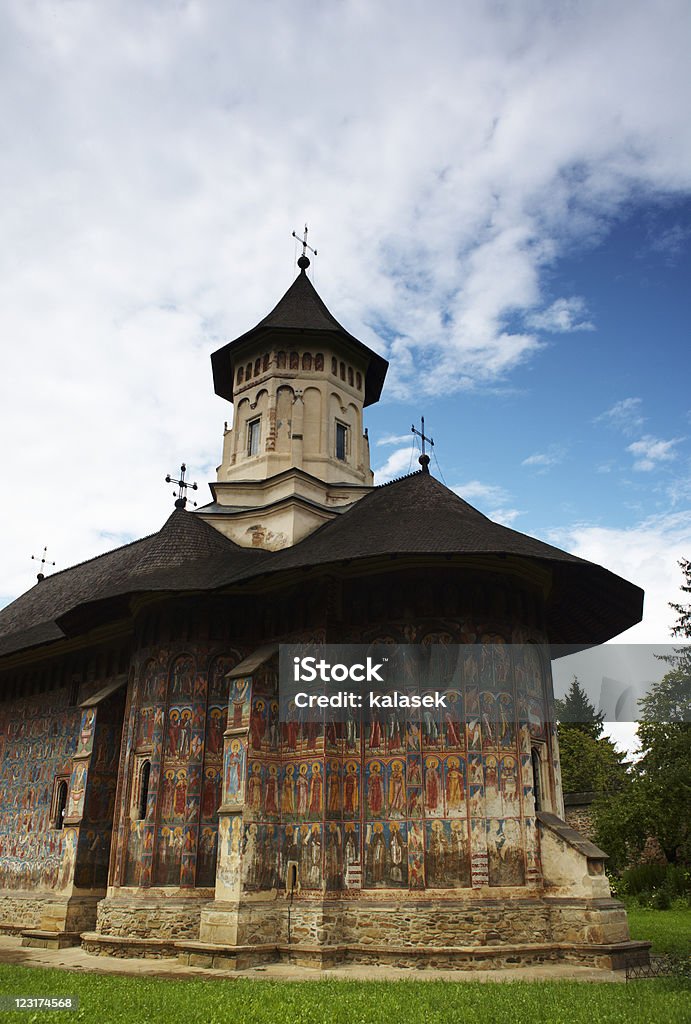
[165,463,199,509]
[411,417,434,473]
[31,546,55,582]
[292,224,317,270]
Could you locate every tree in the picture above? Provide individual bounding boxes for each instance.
[555,675,604,739]
[593,559,691,869]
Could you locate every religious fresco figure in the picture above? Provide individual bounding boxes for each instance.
[201,767,220,819]
[389,822,406,884]
[366,760,385,817]
[282,701,300,752]
[367,823,386,884]
[500,755,519,814]
[161,769,175,818]
[247,763,262,813]
[173,769,188,818]
[424,756,442,816]
[343,760,359,816]
[242,823,259,887]
[166,710,181,758]
[309,762,323,816]
[250,700,265,751]
[206,707,224,757]
[178,709,192,758]
[368,715,384,751]
[445,756,465,814]
[296,763,309,818]
[326,760,341,816]
[281,764,295,814]
[426,820,447,887]
[388,759,406,817]
[325,823,343,890]
[229,678,250,728]
[264,764,279,816]
[224,739,244,803]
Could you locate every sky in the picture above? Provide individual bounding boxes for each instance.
[2,1,690,739]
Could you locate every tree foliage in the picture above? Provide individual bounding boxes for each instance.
[593,559,691,870]
[555,675,604,739]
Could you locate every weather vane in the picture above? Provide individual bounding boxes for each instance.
[31,546,55,582]
[165,463,199,509]
[292,224,317,270]
[412,417,434,473]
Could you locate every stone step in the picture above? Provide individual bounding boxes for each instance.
[21,930,81,950]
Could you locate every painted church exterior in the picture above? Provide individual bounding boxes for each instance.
[0,255,650,969]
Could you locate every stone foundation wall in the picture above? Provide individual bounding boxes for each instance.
[0,891,101,934]
[216,892,629,952]
[96,896,211,939]
[564,805,596,839]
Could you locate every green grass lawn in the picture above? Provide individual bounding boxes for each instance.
[0,906,688,1024]
[626,903,691,958]
[0,968,688,1024]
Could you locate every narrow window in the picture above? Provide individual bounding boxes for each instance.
[246,361,253,380]
[263,353,270,372]
[356,371,362,390]
[302,352,312,371]
[331,357,337,374]
[52,778,69,830]
[315,353,324,371]
[237,366,244,384]
[290,351,299,370]
[254,357,261,376]
[348,367,354,386]
[247,417,261,457]
[137,760,151,821]
[277,351,286,369]
[336,422,348,462]
[531,747,542,812]
[340,361,346,381]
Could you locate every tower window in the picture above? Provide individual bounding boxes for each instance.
[315,353,324,371]
[290,351,299,369]
[356,371,362,390]
[336,422,348,462]
[348,367,354,386]
[331,357,337,374]
[247,417,261,456]
[237,366,244,384]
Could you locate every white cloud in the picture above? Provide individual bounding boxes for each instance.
[373,446,418,485]
[453,480,509,504]
[489,507,524,527]
[596,397,645,435]
[526,296,594,333]
[375,432,414,447]
[549,510,691,642]
[627,435,684,471]
[521,448,565,472]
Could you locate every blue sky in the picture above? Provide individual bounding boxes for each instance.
[1,0,690,681]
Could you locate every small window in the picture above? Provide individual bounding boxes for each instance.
[263,353,270,372]
[290,351,299,370]
[336,422,348,462]
[348,367,354,386]
[315,353,324,371]
[136,760,151,821]
[356,371,362,390]
[237,366,244,384]
[302,352,312,371]
[531,747,542,812]
[246,362,253,380]
[277,351,286,369]
[331,357,337,374]
[340,362,346,381]
[254,357,261,377]
[51,777,69,830]
[247,418,261,457]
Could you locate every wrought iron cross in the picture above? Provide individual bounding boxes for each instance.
[31,546,55,582]
[292,224,317,270]
[411,417,434,472]
[165,463,198,509]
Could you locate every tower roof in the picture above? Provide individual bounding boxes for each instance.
[210,267,389,406]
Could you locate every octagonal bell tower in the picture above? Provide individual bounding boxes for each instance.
[198,255,388,550]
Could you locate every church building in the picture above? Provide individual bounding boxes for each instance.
[0,250,650,970]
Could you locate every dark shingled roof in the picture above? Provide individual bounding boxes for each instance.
[0,472,643,659]
[0,510,267,657]
[210,269,389,407]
